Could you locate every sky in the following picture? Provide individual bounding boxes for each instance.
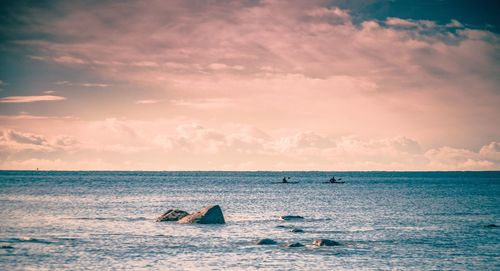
[0,0,499,171]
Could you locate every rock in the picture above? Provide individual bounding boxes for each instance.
[312,239,341,246]
[156,209,189,222]
[284,242,304,248]
[257,238,277,245]
[485,224,499,228]
[178,205,225,224]
[280,215,304,221]
[291,228,304,233]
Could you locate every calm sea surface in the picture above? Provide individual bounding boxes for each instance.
[0,171,499,270]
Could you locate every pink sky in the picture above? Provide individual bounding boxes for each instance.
[0,1,499,170]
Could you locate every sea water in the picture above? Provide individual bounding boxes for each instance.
[0,171,499,270]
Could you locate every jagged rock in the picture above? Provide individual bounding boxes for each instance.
[312,239,341,246]
[291,228,304,233]
[284,242,304,248]
[485,224,499,228]
[257,238,277,245]
[280,215,304,221]
[156,209,189,222]
[178,205,225,224]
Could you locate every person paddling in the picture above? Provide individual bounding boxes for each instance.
[282,177,290,183]
[329,176,337,183]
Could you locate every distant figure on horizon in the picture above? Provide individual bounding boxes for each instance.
[282,177,289,183]
[329,176,337,183]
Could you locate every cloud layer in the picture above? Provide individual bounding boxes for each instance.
[0,0,499,170]
[0,118,499,170]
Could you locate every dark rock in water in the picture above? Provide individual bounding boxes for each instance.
[291,228,304,233]
[485,224,499,228]
[312,239,341,246]
[257,238,277,245]
[178,205,225,224]
[280,215,304,221]
[1,245,14,249]
[156,209,189,222]
[284,242,304,248]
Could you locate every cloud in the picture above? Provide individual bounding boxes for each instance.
[307,7,350,20]
[0,95,66,103]
[425,143,500,170]
[53,55,86,64]
[135,99,160,104]
[0,122,498,170]
[0,129,78,153]
[54,81,110,87]
[5,130,47,145]
[446,19,464,28]
[171,98,233,109]
[479,141,500,161]
[0,1,498,170]
[208,63,245,71]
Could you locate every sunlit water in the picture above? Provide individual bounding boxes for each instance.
[1,171,499,270]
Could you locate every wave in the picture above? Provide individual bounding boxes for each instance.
[2,237,54,244]
[62,216,149,222]
[0,236,83,246]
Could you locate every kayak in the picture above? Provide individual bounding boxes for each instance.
[322,181,345,184]
[272,182,300,184]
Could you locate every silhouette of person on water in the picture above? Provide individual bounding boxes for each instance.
[282,177,290,183]
[329,176,337,183]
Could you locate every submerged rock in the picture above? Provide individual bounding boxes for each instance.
[312,239,341,246]
[291,228,304,233]
[156,209,189,222]
[178,205,225,224]
[284,242,304,248]
[280,215,304,221]
[257,238,277,245]
[485,224,499,228]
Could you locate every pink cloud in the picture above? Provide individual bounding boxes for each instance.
[0,122,499,170]
[0,95,66,103]
[53,55,86,64]
[135,99,160,104]
[1,1,498,170]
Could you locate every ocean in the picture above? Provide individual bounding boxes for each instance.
[0,171,499,270]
